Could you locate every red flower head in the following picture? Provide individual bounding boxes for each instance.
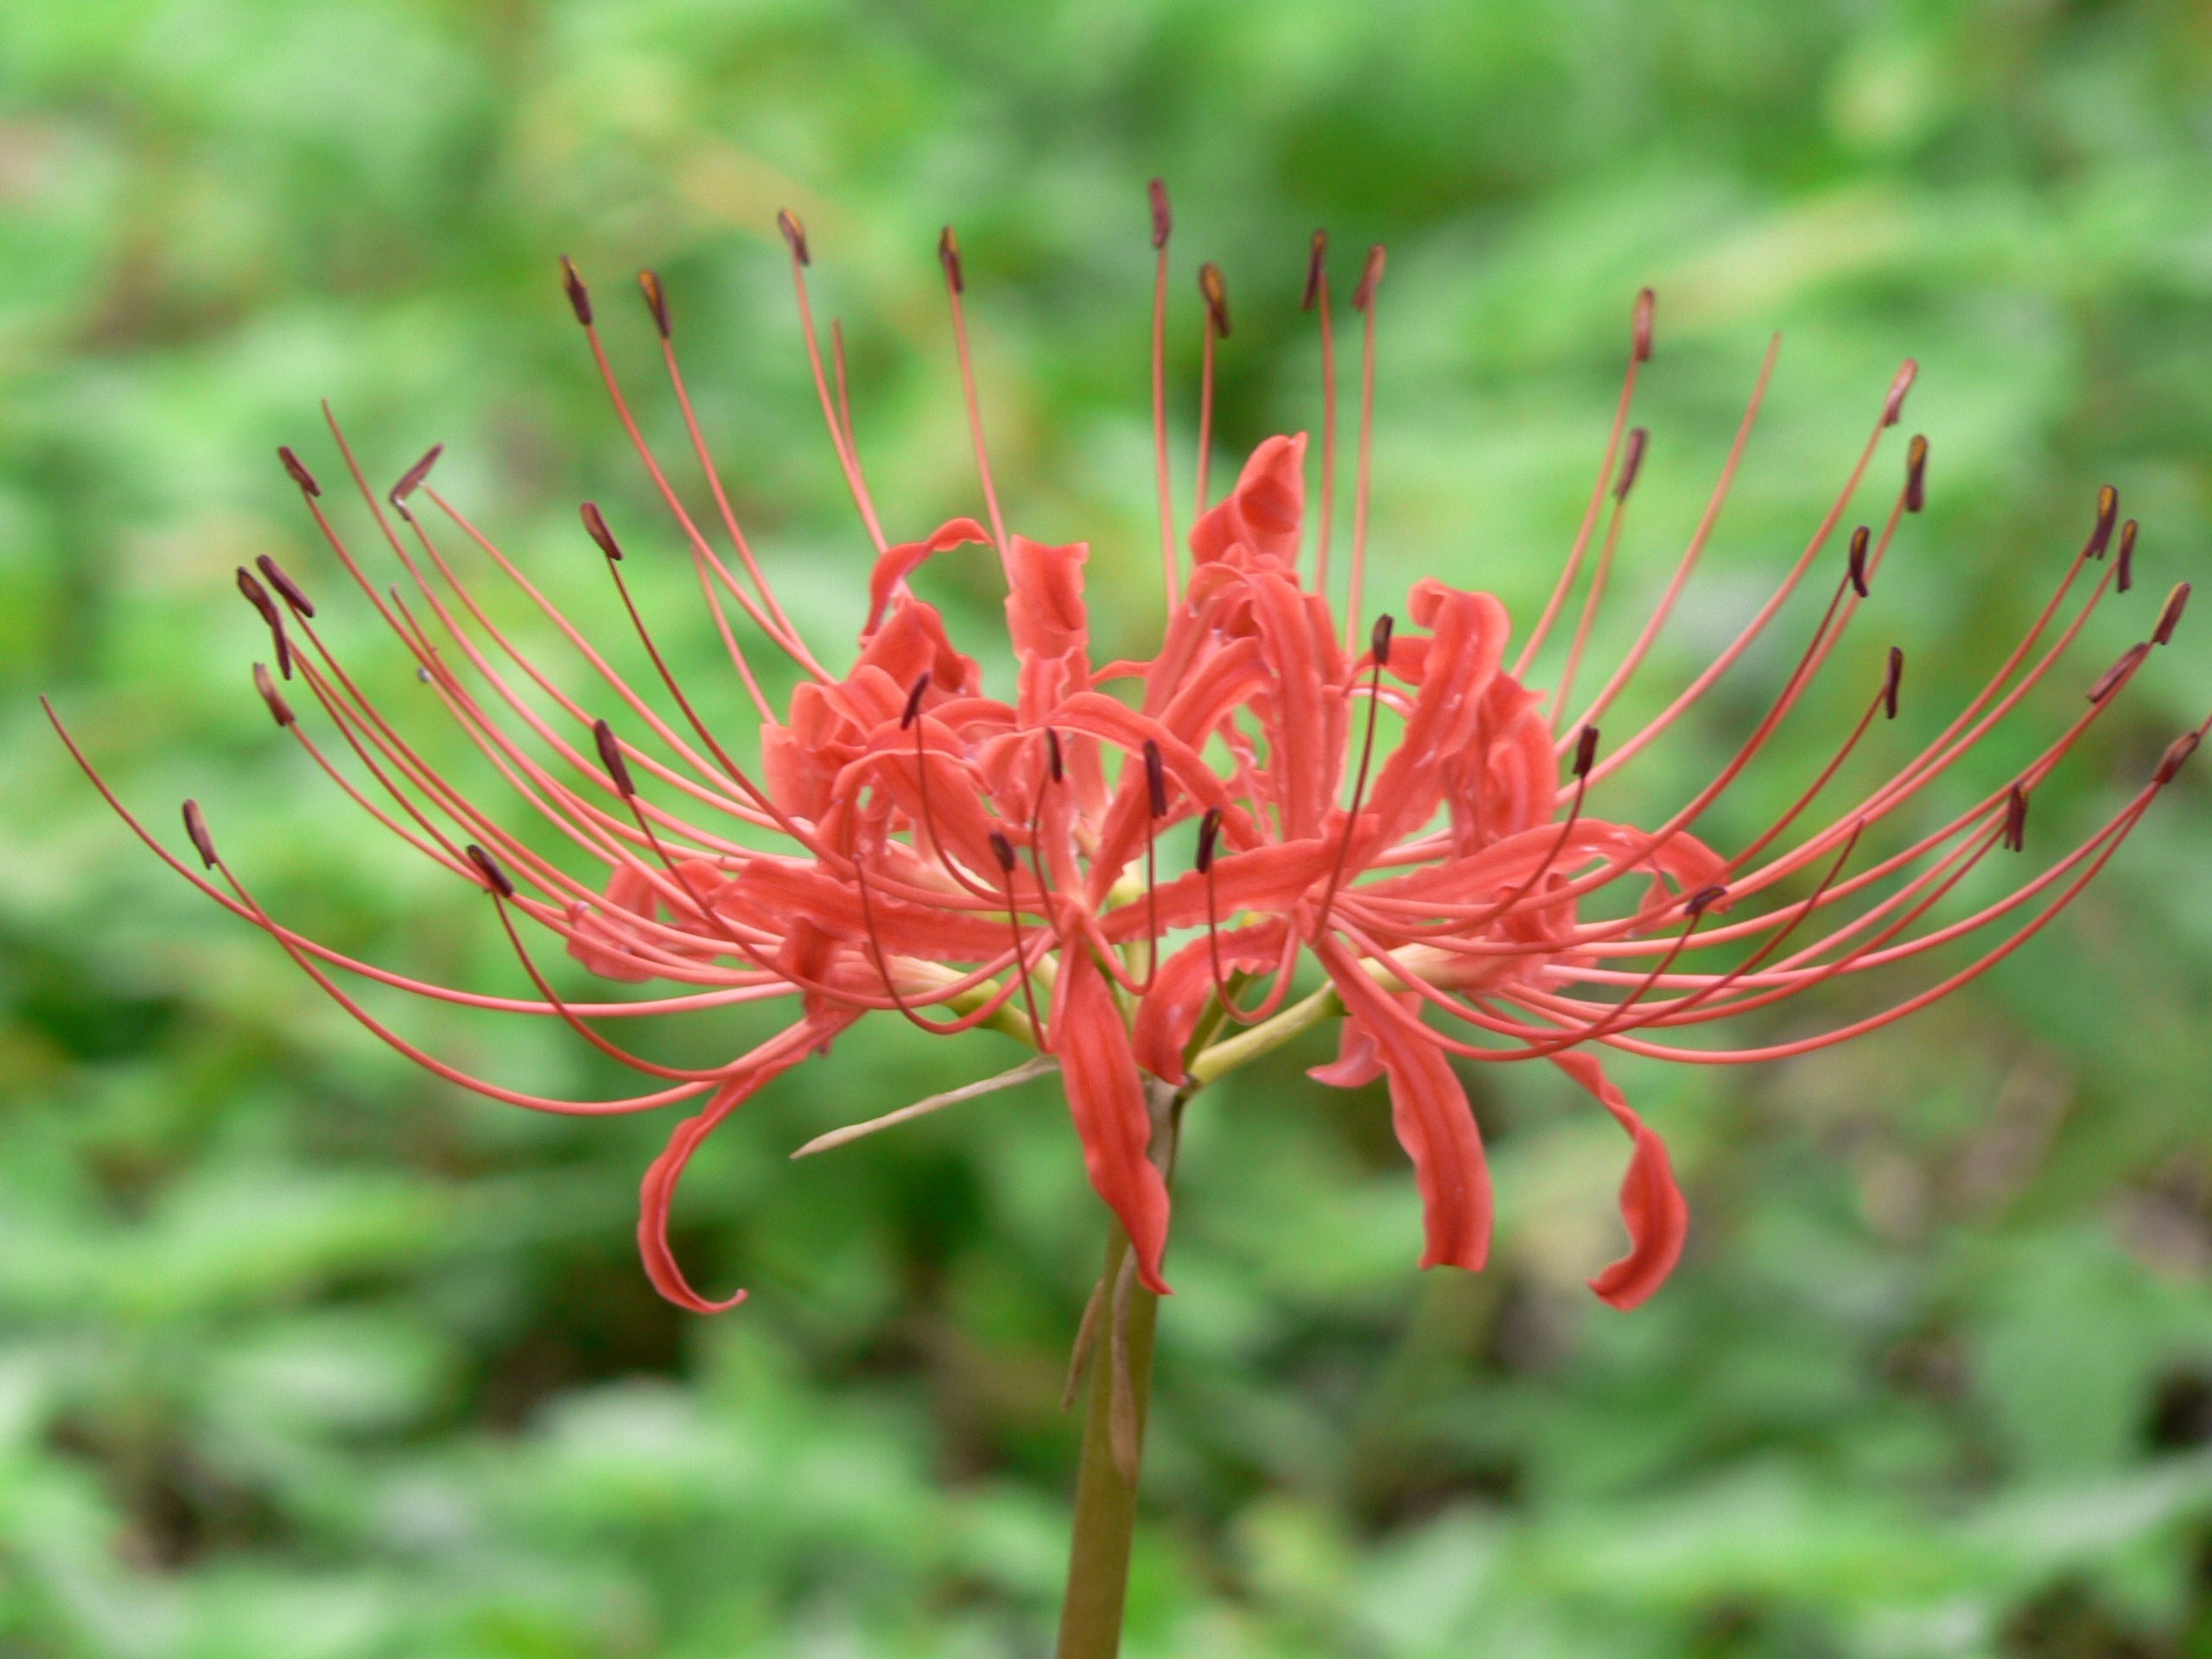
[50,188,2202,1316]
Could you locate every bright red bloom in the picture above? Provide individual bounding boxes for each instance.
[50,191,2202,1316]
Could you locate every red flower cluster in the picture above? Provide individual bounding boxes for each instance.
[51,186,2200,1315]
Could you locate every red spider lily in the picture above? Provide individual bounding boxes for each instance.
[48,185,2202,1319]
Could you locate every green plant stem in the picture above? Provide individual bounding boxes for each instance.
[1054,1224,1160,1659]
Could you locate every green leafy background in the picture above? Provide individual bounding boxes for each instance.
[6,3,2212,1655]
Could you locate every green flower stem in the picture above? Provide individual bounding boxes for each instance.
[1187,984,1342,1085]
[1054,1222,1160,1659]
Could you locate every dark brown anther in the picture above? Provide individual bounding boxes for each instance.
[2155,731,2200,786]
[1045,726,1064,784]
[1883,360,1917,428]
[236,567,291,678]
[580,501,622,561]
[252,662,295,728]
[2154,582,2190,646]
[1302,230,1328,311]
[1904,435,1929,512]
[559,256,592,326]
[593,717,636,797]
[467,842,517,898]
[181,799,217,869]
[1196,805,1221,874]
[1613,427,1648,501]
[236,566,277,627]
[2086,642,2148,703]
[1198,262,1230,338]
[1885,646,1904,720]
[276,444,321,498]
[988,830,1018,874]
[1352,244,1386,312]
[901,671,931,730]
[1573,724,1600,779]
[255,554,315,617]
[1370,613,1395,668]
[1847,524,1871,598]
[639,270,671,338]
[391,443,443,505]
[1147,178,1172,251]
[938,226,964,294]
[776,208,810,265]
[2116,518,2138,593]
[2001,785,2029,853]
[1687,884,1728,918]
[1143,739,1167,817]
[1632,287,1655,364]
[2087,486,2119,560]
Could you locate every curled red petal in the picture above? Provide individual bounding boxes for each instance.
[638,1014,855,1313]
[1550,1049,1688,1310]
[1316,939,1491,1272]
[863,517,991,635]
[1056,944,1173,1293]
[1190,433,1307,567]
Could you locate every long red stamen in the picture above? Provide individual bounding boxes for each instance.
[775,215,891,554]
[1306,230,1338,595]
[939,225,1009,564]
[1345,245,1385,652]
[1516,288,1651,679]
[1149,179,1178,608]
[1196,262,1229,515]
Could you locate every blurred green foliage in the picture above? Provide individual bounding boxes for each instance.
[6,1,2212,1655]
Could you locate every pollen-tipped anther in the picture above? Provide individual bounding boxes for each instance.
[391,443,443,507]
[2001,785,2029,853]
[559,257,592,326]
[1352,245,1386,312]
[2116,519,2138,593]
[2087,486,2120,560]
[1883,360,1916,428]
[1198,262,1230,338]
[466,842,516,898]
[1847,525,1871,598]
[1045,725,1065,784]
[1613,427,1648,501]
[181,799,216,869]
[1632,287,1655,363]
[255,554,315,617]
[580,501,622,561]
[1195,805,1221,874]
[901,671,931,730]
[776,209,810,265]
[2155,731,2200,786]
[638,270,671,338]
[1885,646,1904,719]
[594,718,636,797]
[1687,884,1728,918]
[276,444,321,497]
[1573,723,1601,779]
[1147,179,1172,250]
[252,662,294,728]
[988,830,1017,874]
[1370,612,1395,667]
[2154,583,2190,646]
[1143,740,1167,818]
[1905,435,1929,512]
[1302,231,1328,311]
[938,226,965,294]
